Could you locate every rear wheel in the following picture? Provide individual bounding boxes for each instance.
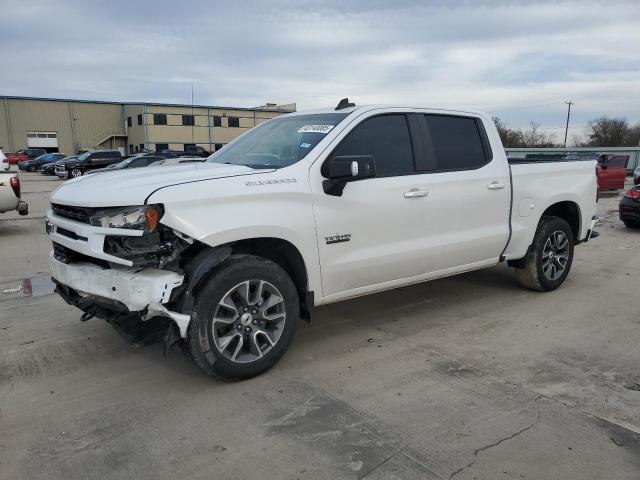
[184,255,298,381]
[514,217,574,291]
[27,166,35,172]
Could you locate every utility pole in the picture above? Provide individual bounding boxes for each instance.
[563,100,574,148]
[191,83,194,144]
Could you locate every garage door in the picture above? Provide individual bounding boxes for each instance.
[27,132,58,150]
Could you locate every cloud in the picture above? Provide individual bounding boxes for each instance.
[0,0,638,143]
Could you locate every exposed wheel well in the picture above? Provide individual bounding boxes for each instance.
[179,237,311,320]
[541,201,581,242]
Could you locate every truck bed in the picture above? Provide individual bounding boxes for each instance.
[504,159,598,260]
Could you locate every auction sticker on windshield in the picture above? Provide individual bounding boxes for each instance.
[298,124,335,134]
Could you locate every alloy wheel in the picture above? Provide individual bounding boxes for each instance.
[211,279,286,363]
[542,230,570,281]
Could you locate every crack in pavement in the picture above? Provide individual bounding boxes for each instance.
[448,395,543,480]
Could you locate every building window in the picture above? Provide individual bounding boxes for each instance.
[182,115,195,126]
[155,143,169,152]
[129,144,134,154]
[228,116,240,128]
[214,143,223,151]
[153,114,167,125]
[137,114,143,125]
[127,116,132,127]
[212,116,222,127]
[139,143,144,151]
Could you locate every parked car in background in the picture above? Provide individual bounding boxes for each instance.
[42,155,76,175]
[0,150,28,215]
[55,150,122,178]
[148,156,206,167]
[158,146,211,158]
[46,103,599,379]
[633,165,639,185]
[19,153,66,172]
[597,154,629,191]
[5,148,47,165]
[619,186,640,228]
[86,153,165,174]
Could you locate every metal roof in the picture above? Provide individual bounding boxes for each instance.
[0,95,296,113]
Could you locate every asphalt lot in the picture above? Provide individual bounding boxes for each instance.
[1,169,639,480]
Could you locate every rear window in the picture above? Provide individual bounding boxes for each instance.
[424,115,487,171]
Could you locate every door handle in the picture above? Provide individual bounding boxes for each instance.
[404,188,428,198]
[487,182,506,190]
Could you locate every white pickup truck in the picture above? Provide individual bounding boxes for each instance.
[46,101,598,380]
[0,150,28,216]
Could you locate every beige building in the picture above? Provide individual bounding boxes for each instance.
[0,96,296,156]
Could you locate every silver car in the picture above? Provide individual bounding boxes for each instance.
[634,165,640,185]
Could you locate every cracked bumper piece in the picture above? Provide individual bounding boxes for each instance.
[49,252,184,311]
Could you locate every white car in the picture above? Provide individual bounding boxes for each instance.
[0,150,28,216]
[46,101,598,380]
[634,165,639,185]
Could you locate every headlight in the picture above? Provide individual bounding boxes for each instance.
[89,205,163,231]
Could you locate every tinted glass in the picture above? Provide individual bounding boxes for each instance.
[182,115,195,126]
[208,113,348,169]
[424,115,486,170]
[332,115,414,177]
[153,114,167,125]
[228,117,240,128]
[213,116,222,127]
[607,155,629,168]
[129,158,148,168]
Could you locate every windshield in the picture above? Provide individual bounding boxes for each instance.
[77,151,93,161]
[207,113,348,169]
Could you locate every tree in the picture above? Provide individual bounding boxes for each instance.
[520,121,557,148]
[586,117,629,146]
[492,116,524,148]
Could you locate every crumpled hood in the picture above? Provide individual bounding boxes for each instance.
[50,162,271,207]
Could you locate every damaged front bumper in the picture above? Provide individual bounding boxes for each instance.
[49,252,190,342]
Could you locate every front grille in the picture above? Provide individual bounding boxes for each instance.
[51,203,97,224]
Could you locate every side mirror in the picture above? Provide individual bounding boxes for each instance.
[322,155,376,196]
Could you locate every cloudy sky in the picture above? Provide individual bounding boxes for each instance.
[1,0,638,143]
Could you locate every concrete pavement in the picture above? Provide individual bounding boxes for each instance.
[1,172,638,479]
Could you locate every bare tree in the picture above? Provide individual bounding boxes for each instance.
[520,121,556,148]
[492,116,525,148]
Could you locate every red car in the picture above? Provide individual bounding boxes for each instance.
[597,154,629,191]
[4,148,46,164]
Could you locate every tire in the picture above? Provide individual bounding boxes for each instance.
[514,217,575,292]
[623,221,640,229]
[183,254,299,381]
[28,166,35,172]
[70,168,83,178]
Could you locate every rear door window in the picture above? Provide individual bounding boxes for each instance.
[331,114,415,177]
[423,115,488,171]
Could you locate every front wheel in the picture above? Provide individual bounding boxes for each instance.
[184,255,299,381]
[514,217,575,292]
[28,166,35,172]
[70,168,83,178]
